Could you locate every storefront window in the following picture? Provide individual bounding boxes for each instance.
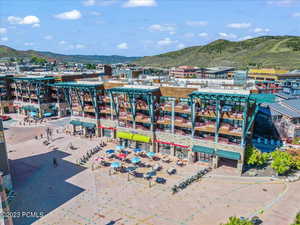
[103,129,112,137]
[175,147,188,159]
[159,144,171,155]
[197,153,213,162]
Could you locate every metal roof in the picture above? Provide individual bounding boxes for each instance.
[49,82,102,88]
[268,102,300,118]
[12,77,56,81]
[109,86,160,93]
[281,99,300,113]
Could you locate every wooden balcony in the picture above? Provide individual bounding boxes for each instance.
[135,115,150,123]
[196,111,243,120]
[84,106,95,113]
[157,117,171,125]
[174,120,192,128]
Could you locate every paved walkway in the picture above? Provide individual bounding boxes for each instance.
[3,116,300,225]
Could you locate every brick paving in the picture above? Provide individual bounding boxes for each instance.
[3,116,300,225]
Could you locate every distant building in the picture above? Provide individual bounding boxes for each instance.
[247,68,300,81]
[169,66,199,78]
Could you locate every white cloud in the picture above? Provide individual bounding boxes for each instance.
[0,37,8,42]
[90,11,102,16]
[59,40,67,45]
[44,35,53,40]
[54,10,82,20]
[83,0,96,6]
[7,15,40,25]
[267,0,296,6]
[239,35,253,41]
[186,21,208,27]
[0,28,7,34]
[32,23,40,28]
[123,0,157,7]
[218,32,237,39]
[177,43,185,49]
[75,44,85,49]
[253,27,271,34]
[227,23,251,29]
[292,12,300,17]
[117,42,128,49]
[148,24,176,32]
[157,37,178,46]
[183,33,195,38]
[24,42,34,46]
[198,32,208,37]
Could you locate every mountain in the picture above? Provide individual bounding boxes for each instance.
[0,45,140,64]
[135,36,300,69]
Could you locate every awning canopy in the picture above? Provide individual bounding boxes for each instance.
[70,120,82,126]
[192,145,214,154]
[81,122,96,129]
[132,134,151,143]
[117,131,133,140]
[23,105,38,112]
[43,112,52,117]
[29,112,37,117]
[216,150,241,160]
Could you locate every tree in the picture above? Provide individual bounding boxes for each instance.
[86,63,96,70]
[271,150,294,175]
[245,145,269,167]
[30,56,47,65]
[220,217,252,225]
[291,212,300,225]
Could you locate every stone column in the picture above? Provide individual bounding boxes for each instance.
[171,145,175,156]
[0,171,14,225]
[171,100,175,134]
[187,151,194,164]
[212,155,218,169]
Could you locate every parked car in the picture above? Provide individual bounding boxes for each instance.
[251,216,262,225]
[155,177,166,184]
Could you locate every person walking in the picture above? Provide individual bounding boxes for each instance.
[53,158,58,167]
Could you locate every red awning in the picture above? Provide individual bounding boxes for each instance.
[155,140,173,145]
[172,143,189,148]
[98,125,116,130]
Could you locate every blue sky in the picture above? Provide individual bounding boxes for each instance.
[0,0,300,56]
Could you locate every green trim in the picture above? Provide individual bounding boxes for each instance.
[216,150,241,160]
[192,145,214,154]
[12,77,55,81]
[109,87,159,93]
[70,120,82,126]
[117,131,133,140]
[132,134,151,143]
[49,82,102,88]
[81,122,96,129]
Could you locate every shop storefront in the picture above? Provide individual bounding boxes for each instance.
[117,131,151,151]
[192,145,214,163]
[70,120,96,136]
[157,141,172,155]
[99,125,115,138]
[216,150,240,168]
[174,145,189,159]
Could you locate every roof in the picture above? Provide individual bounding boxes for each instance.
[109,86,160,93]
[275,92,297,100]
[49,82,103,88]
[281,99,300,113]
[268,102,300,118]
[12,76,56,81]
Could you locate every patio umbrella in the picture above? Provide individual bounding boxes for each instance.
[146,152,155,158]
[110,162,121,168]
[116,153,127,160]
[106,149,115,154]
[133,148,142,153]
[116,145,124,151]
[94,157,104,162]
[131,157,141,164]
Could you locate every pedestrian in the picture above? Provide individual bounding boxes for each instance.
[53,158,58,167]
[40,134,43,139]
[35,136,38,140]
[56,129,59,134]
